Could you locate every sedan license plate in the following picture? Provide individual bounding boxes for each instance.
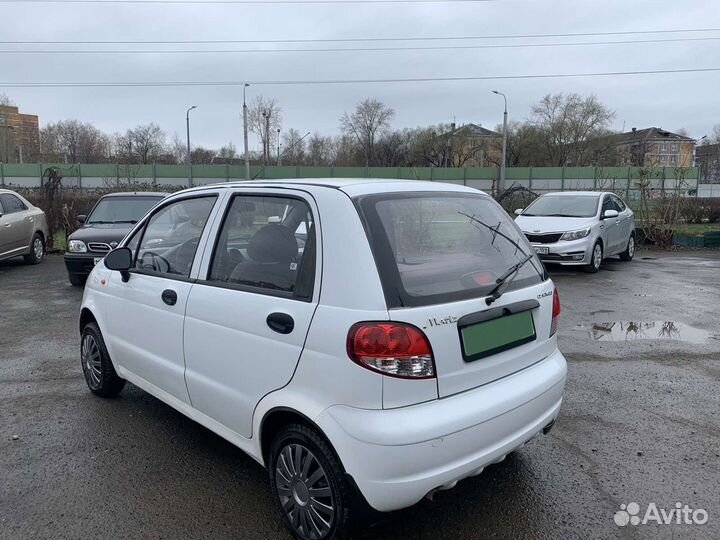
[460,310,536,361]
[533,246,549,255]
[93,257,103,266]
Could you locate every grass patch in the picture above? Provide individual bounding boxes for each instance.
[52,230,67,252]
[669,223,720,236]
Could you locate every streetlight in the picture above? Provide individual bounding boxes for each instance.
[243,83,250,180]
[186,105,197,187]
[492,90,508,192]
[277,128,281,166]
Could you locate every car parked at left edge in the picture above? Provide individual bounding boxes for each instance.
[65,192,166,286]
[0,188,48,265]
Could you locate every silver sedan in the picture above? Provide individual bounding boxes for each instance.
[0,189,48,264]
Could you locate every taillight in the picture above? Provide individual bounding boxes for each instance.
[550,288,561,337]
[347,322,436,379]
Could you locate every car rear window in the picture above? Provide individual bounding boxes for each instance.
[357,192,545,308]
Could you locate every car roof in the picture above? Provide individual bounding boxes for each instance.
[177,178,481,197]
[539,191,607,197]
[100,191,168,198]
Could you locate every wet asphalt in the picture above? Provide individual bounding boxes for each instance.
[1,251,719,540]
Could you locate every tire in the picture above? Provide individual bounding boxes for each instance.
[269,423,356,540]
[620,234,635,262]
[584,241,603,273]
[81,322,126,398]
[69,274,87,287]
[23,232,44,265]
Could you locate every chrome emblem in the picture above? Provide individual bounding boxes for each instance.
[109,241,118,248]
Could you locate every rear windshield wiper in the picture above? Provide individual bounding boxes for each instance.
[459,212,543,279]
[485,253,535,306]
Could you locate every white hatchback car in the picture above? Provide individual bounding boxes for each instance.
[79,179,567,540]
[514,191,636,273]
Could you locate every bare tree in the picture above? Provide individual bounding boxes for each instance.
[408,124,488,168]
[248,96,282,165]
[340,99,395,167]
[0,93,16,106]
[41,120,111,163]
[531,93,615,166]
[281,128,306,165]
[190,147,216,165]
[218,141,237,160]
[306,133,335,166]
[112,124,166,164]
[169,132,187,164]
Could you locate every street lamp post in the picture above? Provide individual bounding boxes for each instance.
[186,105,197,187]
[277,128,281,166]
[243,84,250,180]
[492,90,508,193]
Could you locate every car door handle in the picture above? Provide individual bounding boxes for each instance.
[161,289,178,306]
[267,312,294,334]
[4,223,10,228]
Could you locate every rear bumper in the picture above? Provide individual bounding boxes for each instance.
[316,348,567,512]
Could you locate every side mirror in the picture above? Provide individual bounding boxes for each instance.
[603,210,619,219]
[77,214,86,224]
[514,208,524,216]
[104,247,132,282]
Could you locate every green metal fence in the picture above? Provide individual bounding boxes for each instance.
[0,163,701,198]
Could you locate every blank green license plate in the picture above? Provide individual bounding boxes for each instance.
[460,310,536,361]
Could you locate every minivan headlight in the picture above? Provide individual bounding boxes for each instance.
[68,240,88,253]
[560,228,591,241]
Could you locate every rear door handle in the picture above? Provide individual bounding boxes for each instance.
[161,289,178,306]
[267,312,294,334]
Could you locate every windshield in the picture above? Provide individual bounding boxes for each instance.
[87,196,163,224]
[522,195,600,218]
[358,192,544,308]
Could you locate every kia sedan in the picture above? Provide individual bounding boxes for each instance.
[515,191,635,273]
[64,192,166,286]
[0,188,48,265]
[79,179,567,540]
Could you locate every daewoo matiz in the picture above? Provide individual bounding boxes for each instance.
[79,179,567,540]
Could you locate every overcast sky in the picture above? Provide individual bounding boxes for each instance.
[1,0,718,152]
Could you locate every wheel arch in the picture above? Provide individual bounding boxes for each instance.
[79,307,98,334]
[259,407,335,467]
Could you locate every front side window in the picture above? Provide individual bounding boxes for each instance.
[87,196,163,225]
[612,196,627,211]
[0,194,27,214]
[134,196,216,278]
[358,192,544,307]
[523,194,600,218]
[207,195,315,298]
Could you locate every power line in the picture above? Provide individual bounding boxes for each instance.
[1,67,718,88]
[2,28,719,44]
[0,0,498,4]
[2,37,718,54]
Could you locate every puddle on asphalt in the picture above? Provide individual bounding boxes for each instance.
[575,321,715,343]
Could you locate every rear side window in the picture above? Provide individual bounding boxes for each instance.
[0,194,27,214]
[357,192,544,308]
[612,195,627,211]
[206,195,315,300]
